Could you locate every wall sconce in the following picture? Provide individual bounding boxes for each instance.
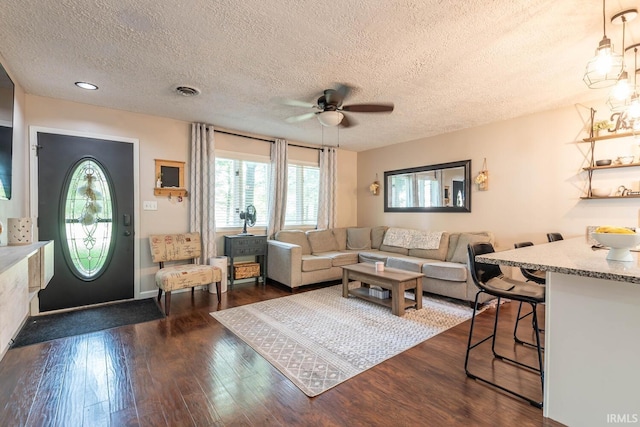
[475,158,489,191]
[369,174,381,195]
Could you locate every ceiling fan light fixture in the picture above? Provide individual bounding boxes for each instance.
[317,111,344,127]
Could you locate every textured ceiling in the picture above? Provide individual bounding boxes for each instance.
[1,0,638,151]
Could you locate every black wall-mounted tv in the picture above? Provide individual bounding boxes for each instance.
[0,62,15,200]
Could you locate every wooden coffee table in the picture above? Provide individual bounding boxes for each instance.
[341,263,424,316]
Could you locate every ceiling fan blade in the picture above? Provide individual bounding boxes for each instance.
[276,97,316,108]
[285,112,317,123]
[342,103,394,113]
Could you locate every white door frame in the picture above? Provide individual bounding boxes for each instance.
[29,126,141,301]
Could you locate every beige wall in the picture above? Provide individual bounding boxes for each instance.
[0,58,27,231]
[21,95,357,295]
[358,103,640,250]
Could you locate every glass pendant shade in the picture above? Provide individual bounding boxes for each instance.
[607,71,632,111]
[627,94,640,118]
[584,37,624,88]
[317,111,344,127]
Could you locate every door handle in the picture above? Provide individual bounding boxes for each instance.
[123,214,131,226]
[124,230,131,236]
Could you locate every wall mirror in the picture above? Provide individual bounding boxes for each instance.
[0,62,15,200]
[384,160,471,212]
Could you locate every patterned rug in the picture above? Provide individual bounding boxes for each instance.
[211,285,481,397]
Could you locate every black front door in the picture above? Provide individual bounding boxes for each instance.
[37,132,135,312]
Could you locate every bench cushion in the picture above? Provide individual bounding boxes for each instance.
[155,264,221,292]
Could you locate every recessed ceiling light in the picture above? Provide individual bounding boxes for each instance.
[175,85,201,97]
[75,81,98,90]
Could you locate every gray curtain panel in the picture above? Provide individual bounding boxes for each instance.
[317,147,337,229]
[267,138,288,239]
[190,123,216,262]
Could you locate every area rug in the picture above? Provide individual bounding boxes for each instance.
[11,298,165,348]
[211,285,482,397]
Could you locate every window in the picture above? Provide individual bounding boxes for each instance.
[63,158,114,280]
[285,162,319,227]
[214,152,320,229]
[215,155,270,228]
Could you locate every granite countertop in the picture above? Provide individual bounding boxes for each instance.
[476,237,640,285]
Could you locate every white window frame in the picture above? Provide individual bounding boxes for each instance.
[214,150,270,231]
[285,159,320,228]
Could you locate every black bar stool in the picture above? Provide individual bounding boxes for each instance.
[465,242,545,408]
[513,242,546,348]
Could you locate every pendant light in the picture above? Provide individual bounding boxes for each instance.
[607,9,637,111]
[625,45,640,119]
[584,0,624,89]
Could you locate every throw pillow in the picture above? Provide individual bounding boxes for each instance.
[307,229,339,253]
[450,233,492,264]
[408,232,449,261]
[347,227,372,250]
[371,226,388,249]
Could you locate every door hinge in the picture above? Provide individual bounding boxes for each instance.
[33,145,43,156]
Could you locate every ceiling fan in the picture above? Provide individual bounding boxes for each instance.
[282,84,394,128]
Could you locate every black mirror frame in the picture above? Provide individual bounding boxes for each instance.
[383,159,471,213]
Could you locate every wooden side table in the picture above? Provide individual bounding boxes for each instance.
[223,235,267,287]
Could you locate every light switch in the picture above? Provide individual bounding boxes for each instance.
[143,201,158,211]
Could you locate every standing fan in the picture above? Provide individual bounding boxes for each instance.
[239,204,256,235]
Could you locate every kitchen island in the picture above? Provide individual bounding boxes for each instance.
[476,238,640,427]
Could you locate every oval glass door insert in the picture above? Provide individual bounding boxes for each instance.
[63,158,114,279]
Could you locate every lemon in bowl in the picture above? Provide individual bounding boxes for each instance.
[592,230,640,261]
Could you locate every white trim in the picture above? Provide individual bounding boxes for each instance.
[28,126,142,300]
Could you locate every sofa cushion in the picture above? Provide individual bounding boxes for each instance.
[378,244,409,255]
[275,230,312,255]
[301,255,332,272]
[307,229,339,254]
[314,250,359,267]
[332,228,347,250]
[422,262,468,282]
[449,233,492,264]
[371,226,388,249]
[347,227,372,250]
[386,256,434,273]
[408,232,450,261]
[358,251,390,264]
[446,233,461,261]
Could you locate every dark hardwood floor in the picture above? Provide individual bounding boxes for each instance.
[0,281,564,426]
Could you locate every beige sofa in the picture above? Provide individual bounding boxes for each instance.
[267,226,495,304]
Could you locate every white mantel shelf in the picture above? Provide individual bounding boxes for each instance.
[476,237,640,284]
[475,238,640,427]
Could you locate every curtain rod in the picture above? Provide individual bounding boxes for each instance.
[212,129,324,151]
